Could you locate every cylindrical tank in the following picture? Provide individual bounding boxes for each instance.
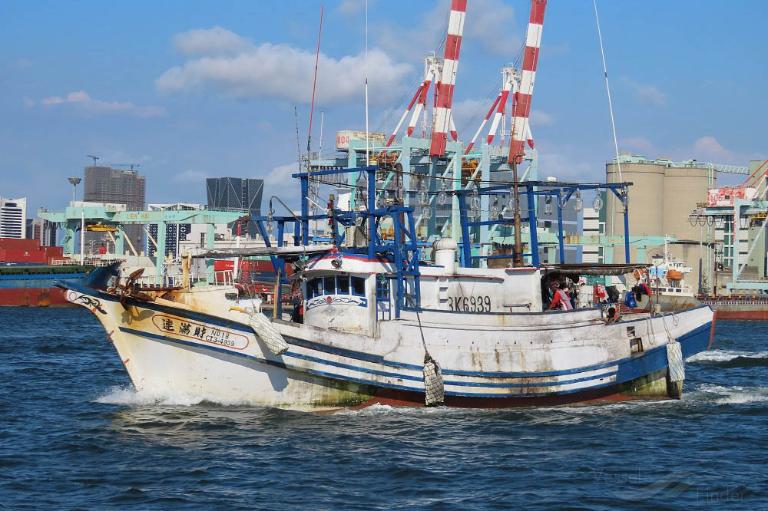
[662,167,710,266]
[606,160,665,261]
[433,238,458,273]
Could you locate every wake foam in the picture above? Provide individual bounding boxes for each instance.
[693,384,768,405]
[688,349,768,363]
[95,386,246,407]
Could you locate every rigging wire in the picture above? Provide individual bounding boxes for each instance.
[364,0,370,166]
[593,0,622,183]
[593,0,623,241]
[307,5,324,156]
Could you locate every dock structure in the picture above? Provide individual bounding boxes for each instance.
[39,203,245,280]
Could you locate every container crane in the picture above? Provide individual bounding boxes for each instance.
[508,0,546,165]
[384,0,466,158]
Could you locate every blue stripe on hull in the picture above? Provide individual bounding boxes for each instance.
[66,278,712,380]
[117,320,711,399]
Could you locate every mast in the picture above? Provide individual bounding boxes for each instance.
[509,0,547,266]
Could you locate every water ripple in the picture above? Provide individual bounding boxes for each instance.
[0,309,765,510]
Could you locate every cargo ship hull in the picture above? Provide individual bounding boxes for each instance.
[0,267,91,307]
[0,287,70,307]
[699,298,768,320]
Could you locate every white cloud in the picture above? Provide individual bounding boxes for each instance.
[625,78,667,106]
[465,0,520,56]
[538,151,598,182]
[29,90,165,118]
[451,98,491,134]
[157,28,412,106]
[173,26,251,56]
[376,0,521,61]
[621,136,655,153]
[530,109,554,127]
[536,140,604,182]
[691,136,732,162]
[264,162,303,208]
[337,0,367,15]
[449,99,554,144]
[637,136,747,166]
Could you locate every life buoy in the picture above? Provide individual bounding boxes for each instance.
[602,303,621,323]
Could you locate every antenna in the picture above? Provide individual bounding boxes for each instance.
[86,154,100,165]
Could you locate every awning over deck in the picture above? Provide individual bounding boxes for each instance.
[191,244,335,259]
[541,263,650,276]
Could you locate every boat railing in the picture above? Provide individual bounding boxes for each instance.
[130,269,235,288]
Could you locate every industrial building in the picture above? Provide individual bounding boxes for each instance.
[83,165,146,252]
[0,197,27,239]
[697,159,768,294]
[605,154,759,293]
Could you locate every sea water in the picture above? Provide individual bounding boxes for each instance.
[0,308,765,510]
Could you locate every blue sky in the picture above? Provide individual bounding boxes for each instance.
[1,0,766,214]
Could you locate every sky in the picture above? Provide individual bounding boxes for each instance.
[1,0,766,215]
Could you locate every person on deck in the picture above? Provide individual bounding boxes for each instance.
[548,281,574,311]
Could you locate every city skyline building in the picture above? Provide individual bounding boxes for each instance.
[0,197,27,239]
[83,165,146,253]
[206,177,264,237]
[26,218,57,247]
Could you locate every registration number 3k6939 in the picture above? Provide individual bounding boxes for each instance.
[448,296,492,312]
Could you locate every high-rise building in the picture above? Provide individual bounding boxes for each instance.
[0,197,27,239]
[83,166,146,252]
[206,177,264,236]
[26,218,57,246]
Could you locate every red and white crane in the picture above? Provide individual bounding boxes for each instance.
[430,0,467,157]
[385,0,467,157]
[508,0,547,164]
[465,66,528,154]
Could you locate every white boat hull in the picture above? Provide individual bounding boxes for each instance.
[64,283,715,409]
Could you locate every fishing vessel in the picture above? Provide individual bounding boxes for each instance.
[59,0,714,409]
[631,239,701,312]
[60,164,715,409]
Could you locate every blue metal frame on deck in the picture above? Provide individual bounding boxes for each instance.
[259,167,633,317]
[455,181,633,267]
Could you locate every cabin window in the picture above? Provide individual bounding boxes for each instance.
[225,292,239,301]
[351,276,366,297]
[376,275,390,301]
[323,276,336,295]
[308,278,322,298]
[337,275,350,294]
